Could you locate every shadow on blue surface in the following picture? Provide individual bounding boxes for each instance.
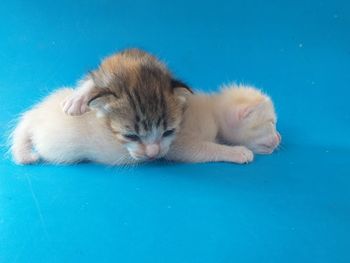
[0,0,349,262]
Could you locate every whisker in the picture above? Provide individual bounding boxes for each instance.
[116,154,138,174]
[111,154,133,174]
[276,143,286,151]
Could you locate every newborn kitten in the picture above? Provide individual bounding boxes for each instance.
[65,48,192,160]
[216,85,281,154]
[165,84,281,163]
[12,89,132,164]
[12,48,191,164]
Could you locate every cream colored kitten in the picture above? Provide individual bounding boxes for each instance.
[216,85,281,154]
[165,84,281,163]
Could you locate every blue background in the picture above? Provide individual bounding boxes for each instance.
[0,0,349,262]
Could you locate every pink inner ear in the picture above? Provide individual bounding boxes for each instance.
[238,101,264,120]
[238,106,252,120]
[225,103,261,128]
[225,101,266,128]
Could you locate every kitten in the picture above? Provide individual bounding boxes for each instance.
[11,89,132,164]
[12,48,191,164]
[216,85,281,154]
[165,84,281,163]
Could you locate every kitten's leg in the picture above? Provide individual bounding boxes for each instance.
[11,114,40,164]
[62,77,99,116]
[167,141,254,164]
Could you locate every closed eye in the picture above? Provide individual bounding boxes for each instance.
[163,129,175,137]
[123,134,140,141]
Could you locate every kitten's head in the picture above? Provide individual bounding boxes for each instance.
[218,85,281,154]
[87,49,192,161]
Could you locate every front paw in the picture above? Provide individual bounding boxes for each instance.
[62,93,90,116]
[230,146,254,164]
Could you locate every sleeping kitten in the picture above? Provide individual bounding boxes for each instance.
[165,84,281,163]
[12,48,191,164]
[215,85,281,154]
[12,89,132,164]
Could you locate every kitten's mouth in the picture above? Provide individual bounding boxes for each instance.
[254,144,277,154]
[128,147,167,161]
[254,134,281,154]
[130,153,159,162]
[129,152,148,161]
[146,152,166,161]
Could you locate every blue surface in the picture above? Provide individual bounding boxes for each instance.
[0,0,349,262]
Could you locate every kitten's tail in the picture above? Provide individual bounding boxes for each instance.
[11,113,39,164]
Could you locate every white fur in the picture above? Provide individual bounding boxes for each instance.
[217,85,280,154]
[62,77,95,116]
[165,89,253,164]
[11,88,135,165]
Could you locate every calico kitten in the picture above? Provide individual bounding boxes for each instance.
[65,48,192,160]
[165,84,281,163]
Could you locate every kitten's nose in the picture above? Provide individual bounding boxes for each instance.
[270,132,281,148]
[275,132,281,144]
[145,144,160,159]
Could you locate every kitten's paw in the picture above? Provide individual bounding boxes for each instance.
[62,93,90,116]
[230,146,254,164]
[14,153,40,165]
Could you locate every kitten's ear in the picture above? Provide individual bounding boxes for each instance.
[171,79,193,104]
[89,69,114,88]
[236,101,267,120]
[88,91,118,115]
[226,101,265,128]
[236,105,256,120]
[171,79,193,93]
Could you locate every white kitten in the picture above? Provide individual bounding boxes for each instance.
[11,89,134,165]
[165,84,280,163]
